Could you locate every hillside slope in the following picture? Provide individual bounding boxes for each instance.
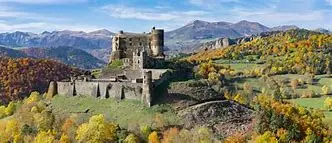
[165,20,298,52]
[0,57,83,104]
[20,47,106,69]
[0,46,106,69]
[0,30,113,50]
[0,46,27,58]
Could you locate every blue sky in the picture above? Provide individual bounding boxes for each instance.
[0,0,331,33]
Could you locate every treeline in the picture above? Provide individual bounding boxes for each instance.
[0,92,217,143]
[1,91,330,142]
[0,57,83,104]
[185,29,332,74]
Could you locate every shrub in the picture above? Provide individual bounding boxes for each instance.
[109,59,124,69]
[322,85,329,95]
[59,133,70,143]
[254,131,278,143]
[124,134,139,143]
[290,79,298,90]
[148,131,160,143]
[162,127,180,143]
[0,106,6,119]
[324,97,332,110]
[34,130,55,143]
[25,92,41,105]
[140,125,152,140]
[33,111,55,132]
[233,93,247,104]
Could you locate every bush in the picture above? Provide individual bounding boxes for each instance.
[254,131,278,143]
[324,97,332,110]
[290,79,298,90]
[148,131,160,143]
[34,130,55,143]
[5,102,16,116]
[124,133,139,143]
[322,85,329,95]
[0,106,6,119]
[140,125,152,140]
[108,59,124,69]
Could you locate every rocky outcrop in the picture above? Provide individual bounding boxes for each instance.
[199,38,236,50]
[178,100,253,138]
[168,81,223,102]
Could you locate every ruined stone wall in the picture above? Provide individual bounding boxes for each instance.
[57,82,75,96]
[75,82,100,97]
[56,81,144,102]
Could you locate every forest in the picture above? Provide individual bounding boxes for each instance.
[0,58,83,104]
[0,29,331,142]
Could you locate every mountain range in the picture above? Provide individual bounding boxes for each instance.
[0,20,329,61]
[0,46,106,69]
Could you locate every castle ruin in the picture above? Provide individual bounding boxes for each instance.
[48,27,170,107]
[110,27,165,65]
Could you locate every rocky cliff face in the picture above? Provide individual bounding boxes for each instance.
[197,31,279,51]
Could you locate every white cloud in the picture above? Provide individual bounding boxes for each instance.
[188,0,239,8]
[100,4,209,21]
[326,0,332,5]
[0,21,100,33]
[232,8,324,23]
[0,5,66,22]
[0,0,87,4]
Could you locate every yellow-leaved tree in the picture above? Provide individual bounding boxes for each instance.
[324,97,332,110]
[34,130,56,143]
[254,131,278,143]
[148,131,160,143]
[76,114,118,143]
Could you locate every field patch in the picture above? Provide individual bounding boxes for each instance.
[50,95,182,128]
[289,97,332,128]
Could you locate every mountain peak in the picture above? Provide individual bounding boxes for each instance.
[89,29,114,36]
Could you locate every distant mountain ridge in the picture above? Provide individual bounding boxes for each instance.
[314,28,332,34]
[0,46,106,69]
[0,30,114,50]
[164,20,299,52]
[0,20,303,57]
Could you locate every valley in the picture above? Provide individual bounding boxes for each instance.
[0,22,332,143]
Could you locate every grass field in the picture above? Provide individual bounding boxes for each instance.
[50,95,182,128]
[289,97,332,128]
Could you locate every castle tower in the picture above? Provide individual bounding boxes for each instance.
[47,81,58,98]
[142,70,152,107]
[109,31,124,63]
[132,49,142,70]
[150,27,164,57]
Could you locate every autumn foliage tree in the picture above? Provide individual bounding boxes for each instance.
[76,114,118,143]
[254,95,332,142]
[0,57,83,104]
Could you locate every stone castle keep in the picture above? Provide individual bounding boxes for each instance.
[110,27,165,63]
[48,27,169,107]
